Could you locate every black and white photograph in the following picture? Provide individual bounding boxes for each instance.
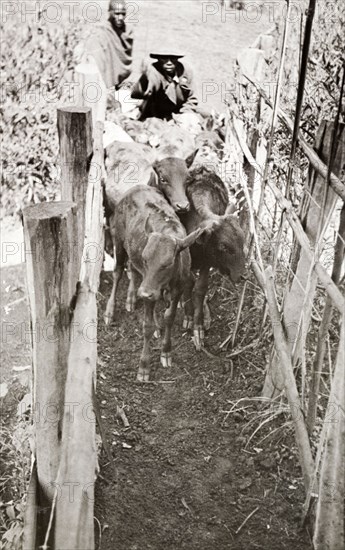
[0,1,344,548]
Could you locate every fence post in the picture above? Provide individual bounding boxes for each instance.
[54,122,105,550]
[263,121,345,398]
[57,106,93,264]
[236,47,266,231]
[22,201,79,546]
[74,63,107,125]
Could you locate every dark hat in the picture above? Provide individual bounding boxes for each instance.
[149,49,184,59]
[109,0,126,12]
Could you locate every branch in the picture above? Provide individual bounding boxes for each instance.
[268,182,345,315]
[243,73,345,202]
[264,267,314,492]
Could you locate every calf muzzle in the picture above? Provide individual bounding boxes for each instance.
[174,201,190,213]
[138,286,160,301]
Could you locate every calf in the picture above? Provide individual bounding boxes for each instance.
[105,141,197,215]
[104,185,210,381]
[180,166,246,350]
[172,112,203,137]
[154,126,196,161]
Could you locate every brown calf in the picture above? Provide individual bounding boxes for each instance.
[104,185,210,381]
[180,166,246,349]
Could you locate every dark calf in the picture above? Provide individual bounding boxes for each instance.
[105,141,197,216]
[180,166,246,349]
[151,149,198,213]
[104,185,209,381]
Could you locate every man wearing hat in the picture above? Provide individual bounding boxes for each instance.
[75,0,133,91]
[131,49,198,121]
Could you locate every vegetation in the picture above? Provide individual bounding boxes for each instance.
[1,8,82,216]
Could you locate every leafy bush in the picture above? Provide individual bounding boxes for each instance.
[1,6,84,216]
[0,419,32,549]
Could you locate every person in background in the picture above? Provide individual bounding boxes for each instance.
[131,49,198,121]
[74,0,133,91]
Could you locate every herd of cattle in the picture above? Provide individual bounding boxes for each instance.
[102,112,246,382]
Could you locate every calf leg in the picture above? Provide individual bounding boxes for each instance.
[126,266,140,312]
[161,287,182,368]
[153,307,162,339]
[193,267,209,350]
[203,297,211,331]
[138,300,155,382]
[182,273,195,330]
[104,242,126,325]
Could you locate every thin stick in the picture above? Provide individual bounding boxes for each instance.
[235,506,260,535]
[286,0,317,199]
[42,487,58,549]
[264,267,314,492]
[257,0,292,220]
[242,73,345,201]
[231,280,247,348]
[225,340,259,357]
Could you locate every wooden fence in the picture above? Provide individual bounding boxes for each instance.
[232,23,345,549]
[20,24,344,550]
[22,106,104,549]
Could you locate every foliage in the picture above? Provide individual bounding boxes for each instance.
[1,8,83,217]
[0,419,32,549]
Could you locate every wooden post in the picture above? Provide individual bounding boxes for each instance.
[264,267,314,491]
[263,121,345,398]
[74,63,107,125]
[236,48,267,232]
[54,123,105,549]
[313,319,345,550]
[57,106,93,266]
[54,283,98,550]
[22,201,79,543]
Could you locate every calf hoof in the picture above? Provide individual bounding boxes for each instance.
[160,352,172,368]
[125,300,136,313]
[193,327,205,351]
[104,311,114,326]
[182,316,193,330]
[204,317,211,332]
[137,368,150,383]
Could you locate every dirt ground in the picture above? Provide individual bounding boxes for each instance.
[95,272,312,550]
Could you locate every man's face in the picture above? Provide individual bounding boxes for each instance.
[158,57,178,76]
[109,2,126,28]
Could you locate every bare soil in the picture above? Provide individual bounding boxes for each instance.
[95,271,312,550]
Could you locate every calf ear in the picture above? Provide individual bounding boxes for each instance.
[185,149,199,168]
[152,160,161,176]
[176,220,217,252]
[176,226,205,252]
[195,217,220,244]
[144,216,152,234]
[147,170,158,187]
[225,202,237,216]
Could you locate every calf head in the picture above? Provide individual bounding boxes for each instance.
[137,225,210,301]
[152,150,198,214]
[198,208,246,283]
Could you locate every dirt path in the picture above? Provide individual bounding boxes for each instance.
[96,273,311,549]
[94,5,311,548]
